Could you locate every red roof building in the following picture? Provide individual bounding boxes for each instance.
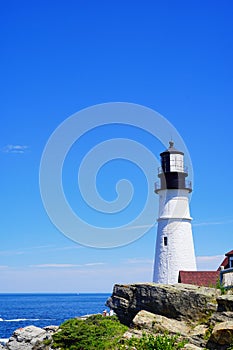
[178,250,233,287]
[218,250,233,270]
[178,271,219,287]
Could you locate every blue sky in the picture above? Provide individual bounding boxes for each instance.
[0,0,233,292]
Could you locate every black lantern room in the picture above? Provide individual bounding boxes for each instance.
[156,141,192,193]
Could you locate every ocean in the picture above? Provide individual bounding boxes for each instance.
[0,293,111,341]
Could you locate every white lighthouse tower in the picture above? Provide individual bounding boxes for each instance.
[153,141,196,284]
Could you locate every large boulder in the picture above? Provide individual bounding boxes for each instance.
[210,295,233,327]
[132,310,190,336]
[207,321,233,350]
[5,325,58,350]
[106,283,220,325]
[131,310,208,348]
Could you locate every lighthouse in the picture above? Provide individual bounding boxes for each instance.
[153,141,196,284]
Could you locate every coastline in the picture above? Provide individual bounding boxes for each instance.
[1,284,233,349]
[0,293,110,340]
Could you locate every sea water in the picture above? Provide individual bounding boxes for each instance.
[0,293,110,340]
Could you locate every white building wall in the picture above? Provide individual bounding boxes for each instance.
[153,189,196,284]
[222,270,233,288]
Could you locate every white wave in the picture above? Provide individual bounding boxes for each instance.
[0,318,52,322]
[0,338,9,344]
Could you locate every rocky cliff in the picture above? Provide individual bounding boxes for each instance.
[2,284,233,350]
[106,283,233,349]
[106,283,220,325]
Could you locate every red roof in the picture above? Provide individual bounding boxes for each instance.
[179,271,219,287]
[225,250,233,256]
[218,257,228,270]
[218,250,233,270]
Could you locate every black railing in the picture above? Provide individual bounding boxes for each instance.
[158,165,188,174]
[154,180,192,192]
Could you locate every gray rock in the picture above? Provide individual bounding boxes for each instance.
[122,329,143,339]
[184,345,203,350]
[5,325,53,350]
[210,310,233,325]
[106,283,220,325]
[132,310,190,336]
[131,309,208,348]
[42,325,59,333]
[207,321,233,350]
[217,295,233,312]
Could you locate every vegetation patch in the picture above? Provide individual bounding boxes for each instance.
[203,324,214,341]
[121,332,187,350]
[215,278,226,295]
[52,314,128,350]
[51,315,189,349]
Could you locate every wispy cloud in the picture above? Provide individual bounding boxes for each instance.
[84,262,105,267]
[126,258,153,264]
[44,245,83,252]
[196,255,224,262]
[0,246,55,257]
[193,219,233,227]
[24,245,83,253]
[0,245,82,257]
[0,250,25,257]
[0,265,9,270]
[125,224,155,230]
[1,144,29,154]
[31,264,81,268]
[196,254,224,270]
[30,262,105,269]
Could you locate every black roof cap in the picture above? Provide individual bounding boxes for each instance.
[160,141,184,156]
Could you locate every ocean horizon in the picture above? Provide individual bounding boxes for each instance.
[0,293,111,340]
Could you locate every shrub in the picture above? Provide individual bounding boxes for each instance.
[122,332,187,350]
[52,314,128,350]
[51,315,188,350]
[215,278,226,295]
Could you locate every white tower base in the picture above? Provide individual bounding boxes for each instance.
[153,189,196,284]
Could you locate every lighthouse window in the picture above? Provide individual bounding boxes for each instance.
[164,237,168,246]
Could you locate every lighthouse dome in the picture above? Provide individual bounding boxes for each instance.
[160,141,184,156]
